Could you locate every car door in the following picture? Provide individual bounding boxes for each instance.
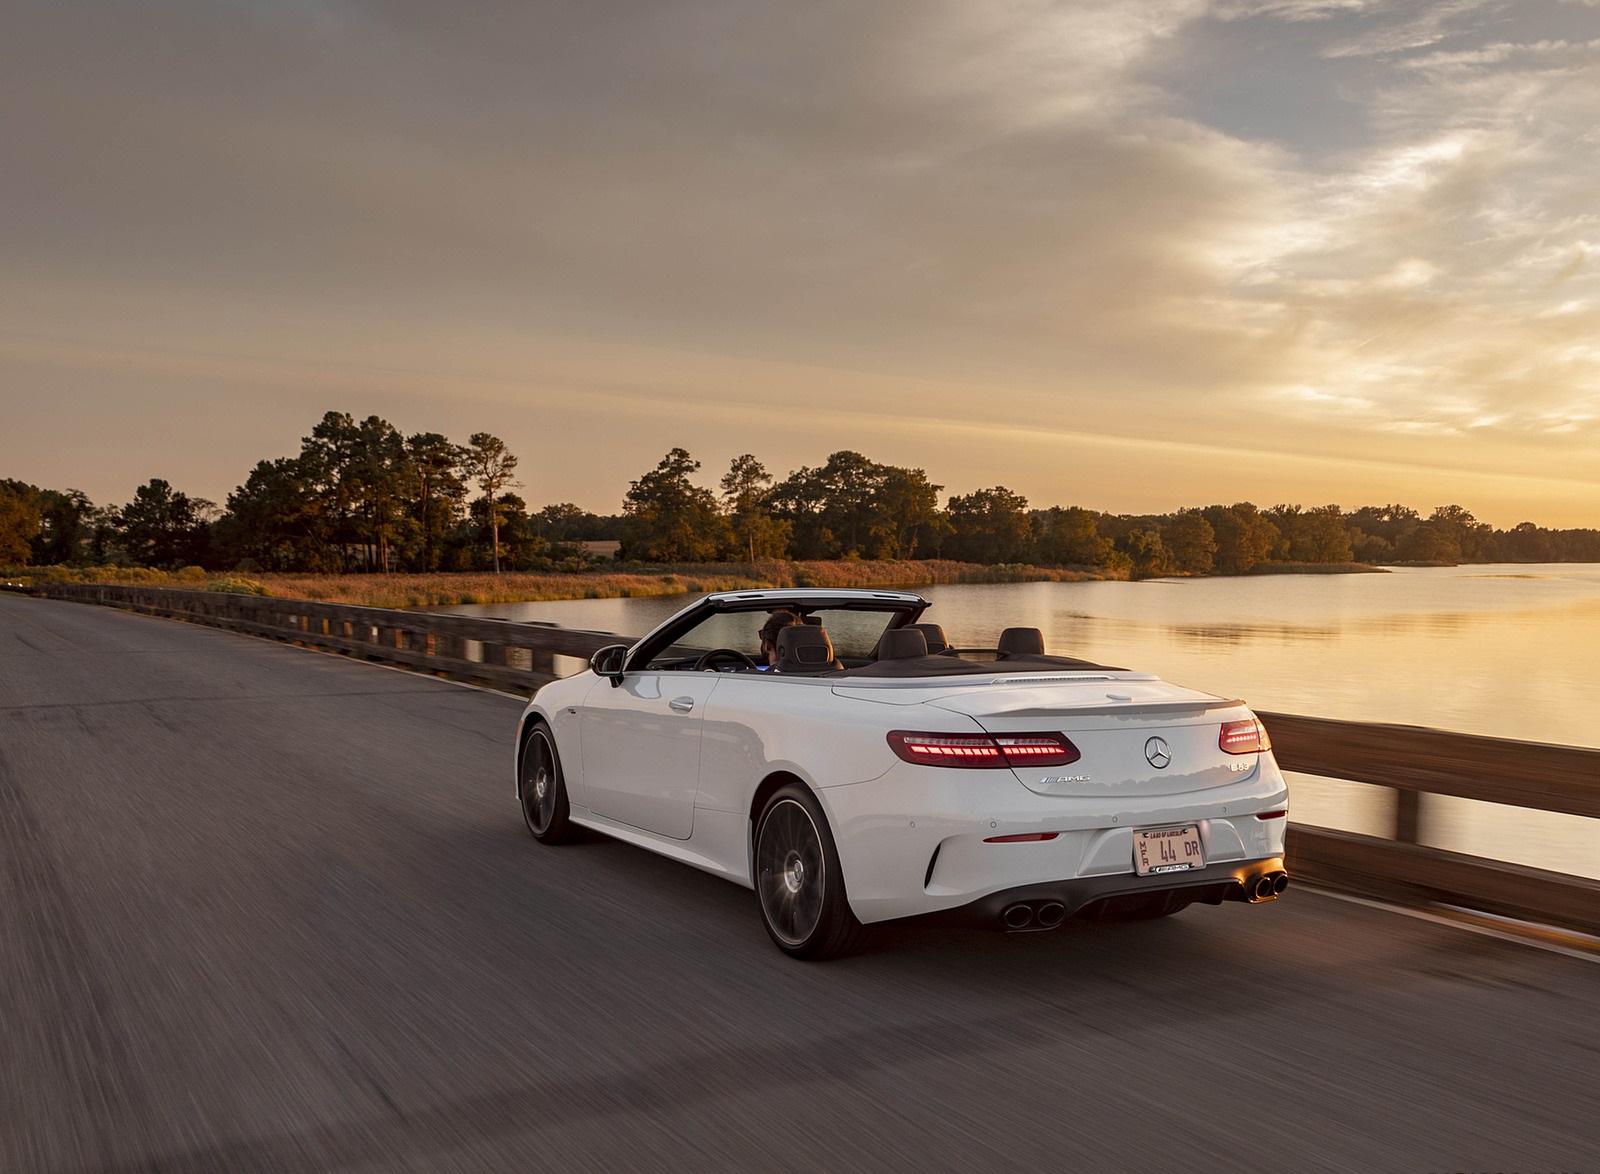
[578,670,719,840]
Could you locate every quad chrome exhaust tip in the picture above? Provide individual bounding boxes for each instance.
[1244,870,1290,903]
[1002,903,1034,930]
[1001,901,1069,931]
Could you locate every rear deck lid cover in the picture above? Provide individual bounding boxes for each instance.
[927,678,1257,797]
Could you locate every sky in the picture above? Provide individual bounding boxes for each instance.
[2,0,1598,528]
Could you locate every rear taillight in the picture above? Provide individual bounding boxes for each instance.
[887,730,1080,769]
[1219,717,1271,755]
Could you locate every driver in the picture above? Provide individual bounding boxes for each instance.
[758,611,801,668]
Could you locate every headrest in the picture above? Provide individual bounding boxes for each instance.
[877,628,929,659]
[910,623,950,653]
[775,624,837,672]
[997,627,1045,655]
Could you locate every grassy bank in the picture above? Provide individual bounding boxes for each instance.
[6,560,1121,609]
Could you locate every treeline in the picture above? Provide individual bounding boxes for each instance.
[1,412,619,574]
[4,415,1600,574]
[614,448,1600,572]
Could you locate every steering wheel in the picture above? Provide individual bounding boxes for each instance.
[694,648,760,672]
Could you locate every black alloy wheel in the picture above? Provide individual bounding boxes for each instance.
[753,784,865,960]
[520,725,576,844]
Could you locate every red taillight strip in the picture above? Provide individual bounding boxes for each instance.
[886,732,1006,766]
[1219,717,1271,755]
[984,832,1060,843]
[887,731,1080,769]
[994,737,1077,762]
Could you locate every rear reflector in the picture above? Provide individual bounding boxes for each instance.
[1219,717,1271,755]
[984,832,1060,843]
[887,730,1081,769]
[1254,810,1287,820]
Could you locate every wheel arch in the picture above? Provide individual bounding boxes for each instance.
[747,769,808,874]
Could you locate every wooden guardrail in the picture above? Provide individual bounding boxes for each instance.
[32,582,618,694]
[25,583,1600,937]
[1262,712,1600,938]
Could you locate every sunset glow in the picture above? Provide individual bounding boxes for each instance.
[3,0,1597,525]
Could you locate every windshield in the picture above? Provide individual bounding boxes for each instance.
[644,606,905,668]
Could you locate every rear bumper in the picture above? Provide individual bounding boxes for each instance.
[876,857,1288,931]
[820,757,1291,925]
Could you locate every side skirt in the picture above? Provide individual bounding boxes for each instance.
[567,806,754,889]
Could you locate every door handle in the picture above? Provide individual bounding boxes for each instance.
[668,696,695,714]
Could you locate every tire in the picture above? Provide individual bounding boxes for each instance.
[519,724,577,844]
[753,784,865,960]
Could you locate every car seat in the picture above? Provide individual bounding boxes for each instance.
[876,629,929,659]
[775,624,842,672]
[997,627,1045,655]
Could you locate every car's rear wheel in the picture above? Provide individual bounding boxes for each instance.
[754,785,865,960]
[520,725,577,844]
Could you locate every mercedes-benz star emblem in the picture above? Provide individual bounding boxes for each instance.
[1144,736,1172,769]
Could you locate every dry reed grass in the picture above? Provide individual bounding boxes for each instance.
[8,560,1120,608]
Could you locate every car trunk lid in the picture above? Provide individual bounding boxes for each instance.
[926,679,1258,797]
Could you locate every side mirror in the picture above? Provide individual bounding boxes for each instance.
[590,643,629,685]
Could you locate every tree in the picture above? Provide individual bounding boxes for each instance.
[945,487,1032,564]
[217,456,326,571]
[1297,504,1353,563]
[766,464,834,559]
[1032,506,1110,566]
[1501,521,1553,562]
[619,447,730,562]
[302,411,361,571]
[117,479,213,568]
[1345,504,1418,563]
[406,432,467,572]
[530,503,591,541]
[1396,505,1491,564]
[1432,504,1495,561]
[1200,503,1279,575]
[32,488,92,565]
[877,466,944,559]
[463,432,521,573]
[349,416,411,573]
[720,454,789,561]
[1119,527,1171,578]
[1266,503,1352,563]
[1163,510,1217,574]
[0,480,43,565]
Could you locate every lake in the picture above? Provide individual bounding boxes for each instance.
[437,564,1600,880]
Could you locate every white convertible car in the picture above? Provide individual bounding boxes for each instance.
[515,589,1289,959]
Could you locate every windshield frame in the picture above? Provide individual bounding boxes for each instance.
[624,591,928,672]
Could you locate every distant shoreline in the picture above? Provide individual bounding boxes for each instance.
[1,557,1430,608]
[1244,562,1389,575]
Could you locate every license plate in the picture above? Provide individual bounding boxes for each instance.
[1133,825,1205,875]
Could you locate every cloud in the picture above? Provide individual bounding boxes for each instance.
[2,0,1598,525]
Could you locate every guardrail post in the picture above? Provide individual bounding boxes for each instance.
[1394,789,1421,844]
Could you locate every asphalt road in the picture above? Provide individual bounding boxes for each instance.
[2,594,1595,1174]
